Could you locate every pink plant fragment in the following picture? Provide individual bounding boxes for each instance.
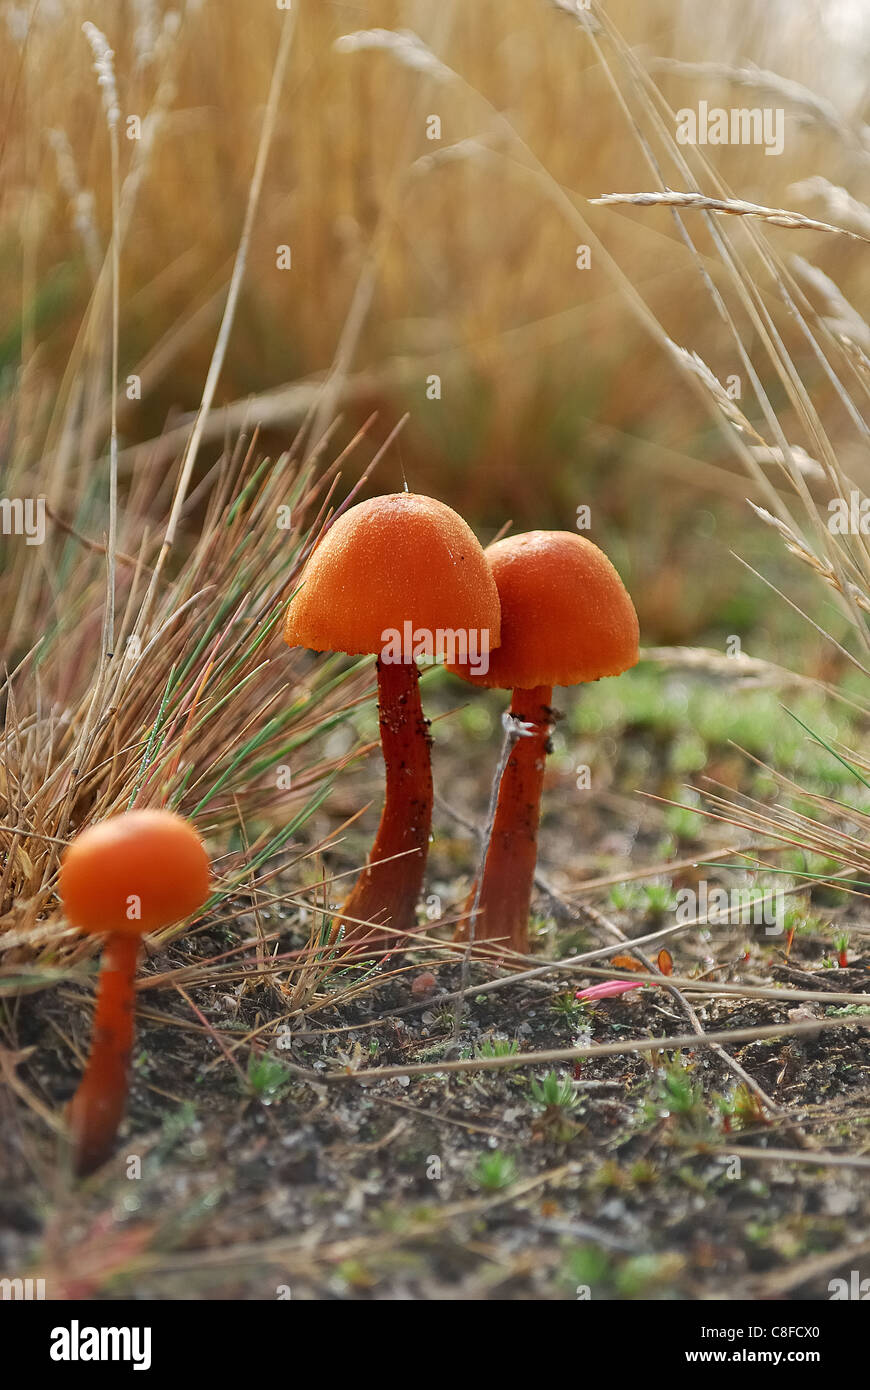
[575,980,645,1002]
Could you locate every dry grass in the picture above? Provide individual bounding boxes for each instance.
[0,415,377,955]
[513,2,870,903]
[1,3,375,987]
[2,1,868,530]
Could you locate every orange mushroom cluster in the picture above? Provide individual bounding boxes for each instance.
[284,506,638,956]
[57,492,637,1179]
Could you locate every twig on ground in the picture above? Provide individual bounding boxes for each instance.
[283,1014,870,1086]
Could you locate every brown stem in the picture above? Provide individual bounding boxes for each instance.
[463,685,553,954]
[69,931,141,1177]
[338,658,433,947]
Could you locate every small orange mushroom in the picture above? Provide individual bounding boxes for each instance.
[448,531,639,954]
[60,809,210,1176]
[284,492,500,948]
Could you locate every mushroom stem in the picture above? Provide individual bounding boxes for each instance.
[339,657,433,946]
[69,931,141,1176]
[464,685,553,954]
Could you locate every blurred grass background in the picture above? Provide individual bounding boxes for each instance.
[2,0,869,665]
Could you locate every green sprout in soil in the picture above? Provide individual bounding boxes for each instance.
[246,1052,291,1104]
[563,1244,611,1292]
[476,1038,519,1058]
[713,1084,767,1132]
[640,884,678,919]
[471,1151,517,1191]
[608,882,676,919]
[592,1158,658,1191]
[529,1070,582,1140]
[550,989,586,1028]
[563,1245,684,1299]
[663,796,704,844]
[530,1070,579,1113]
[781,904,826,938]
[608,882,644,912]
[642,1058,711,1137]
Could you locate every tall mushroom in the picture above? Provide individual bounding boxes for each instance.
[284,492,500,947]
[447,531,639,953]
[59,810,210,1176]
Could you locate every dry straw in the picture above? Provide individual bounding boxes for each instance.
[590,189,870,242]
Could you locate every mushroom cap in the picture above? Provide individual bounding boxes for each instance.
[283,493,501,656]
[59,810,210,936]
[446,530,639,690]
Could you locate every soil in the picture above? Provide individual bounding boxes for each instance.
[3,687,869,1301]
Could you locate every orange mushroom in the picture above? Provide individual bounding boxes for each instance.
[284,492,500,948]
[60,810,210,1176]
[447,531,639,953]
